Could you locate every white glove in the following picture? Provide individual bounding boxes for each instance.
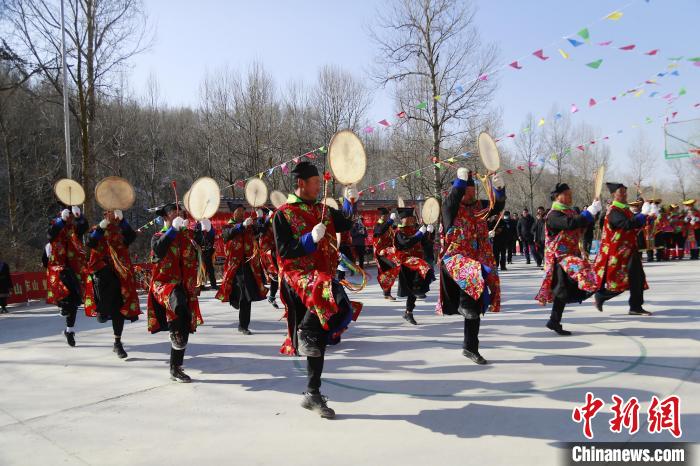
[99,219,109,230]
[44,243,52,258]
[488,230,495,239]
[345,184,358,201]
[266,211,274,221]
[650,203,659,216]
[182,219,190,230]
[114,210,123,220]
[691,217,697,225]
[60,209,70,221]
[587,200,602,216]
[418,225,427,235]
[641,202,652,216]
[457,167,469,181]
[171,217,185,230]
[311,223,326,243]
[255,209,264,218]
[71,206,81,217]
[492,172,504,189]
[427,224,435,233]
[200,218,212,232]
[390,212,398,222]
[243,217,253,227]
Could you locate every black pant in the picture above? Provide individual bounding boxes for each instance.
[238,299,251,330]
[168,287,191,367]
[548,297,566,327]
[507,242,515,263]
[493,244,507,269]
[0,297,6,309]
[521,239,534,262]
[463,318,480,353]
[353,245,366,269]
[112,311,125,338]
[533,241,544,266]
[202,250,217,287]
[269,278,278,299]
[300,309,328,394]
[65,308,77,327]
[406,295,416,313]
[595,259,645,311]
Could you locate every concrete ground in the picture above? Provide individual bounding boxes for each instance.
[0,258,698,466]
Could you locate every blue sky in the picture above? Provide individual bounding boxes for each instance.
[128,0,699,180]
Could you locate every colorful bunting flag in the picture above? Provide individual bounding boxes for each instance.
[679,87,687,96]
[688,57,700,62]
[538,118,545,127]
[554,113,562,120]
[258,172,264,179]
[507,133,516,138]
[670,70,680,76]
[364,126,374,133]
[478,74,488,81]
[416,101,428,110]
[558,49,569,59]
[281,162,289,174]
[378,119,390,127]
[319,146,327,153]
[533,49,549,60]
[649,92,659,98]
[455,85,464,93]
[606,11,623,20]
[397,111,406,118]
[589,98,597,107]
[577,145,585,151]
[434,95,442,100]
[577,28,590,41]
[645,49,659,56]
[634,90,644,97]
[571,104,579,113]
[586,59,603,69]
[523,127,531,133]
[597,40,613,46]
[509,61,522,69]
[567,38,584,47]
[619,44,636,51]
[293,157,300,163]
[267,167,274,176]
[645,117,653,124]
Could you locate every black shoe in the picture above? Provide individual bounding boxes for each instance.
[416,294,427,300]
[526,260,531,264]
[462,349,487,365]
[383,294,396,301]
[629,308,653,316]
[63,330,76,347]
[97,313,109,323]
[546,321,572,336]
[0,307,7,313]
[301,392,335,419]
[268,296,280,309]
[238,327,253,335]
[594,295,604,312]
[297,330,322,357]
[211,285,219,290]
[403,312,418,325]
[500,267,507,271]
[170,366,192,383]
[113,340,128,359]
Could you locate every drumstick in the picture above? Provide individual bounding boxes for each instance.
[171,180,180,218]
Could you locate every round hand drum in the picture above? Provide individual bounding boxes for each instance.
[478,132,501,173]
[421,197,440,224]
[188,177,221,220]
[94,176,135,211]
[594,165,606,199]
[54,178,85,206]
[270,190,287,209]
[322,197,339,210]
[328,130,367,185]
[245,178,268,208]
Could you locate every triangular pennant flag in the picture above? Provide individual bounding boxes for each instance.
[550,154,558,161]
[649,92,659,98]
[644,79,657,84]
[281,162,289,174]
[567,38,584,47]
[455,85,464,93]
[617,129,624,134]
[380,182,386,191]
[522,127,531,133]
[597,40,613,46]
[672,111,678,119]
[378,119,390,127]
[577,145,585,151]
[538,118,545,127]
[478,74,488,81]
[577,28,590,41]
[668,63,679,70]
[645,117,653,124]
[670,70,680,76]
[695,62,700,68]
[304,151,316,159]
[397,111,406,118]
[447,157,456,163]
[586,59,603,69]
[558,49,569,59]
[554,112,562,120]
[688,57,700,62]
[319,146,327,153]
[657,72,667,77]
[619,44,636,51]
[504,169,512,174]
[662,93,673,99]
[434,94,442,100]
[533,49,549,60]
[589,98,597,107]
[570,104,579,113]
[293,157,300,163]
[390,179,396,189]
[517,165,525,171]
[416,170,421,177]
[679,87,687,96]
[611,96,617,101]
[509,61,522,69]
[416,101,428,110]
[401,174,408,180]
[695,103,700,108]
[258,172,264,179]
[529,162,538,167]
[645,49,659,56]
[634,90,644,97]
[606,11,623,20]
[364,126,374,133]
[507,133,515,138]
[435,163,442,169]
[669,56,684,61]
[267,167,275,176]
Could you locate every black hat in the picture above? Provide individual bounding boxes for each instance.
[606,182,627,194]
[291,161,319,180]
[154,202,178,217]
[378,207,390,215]
[227,201,244,212]
[550,183,570,199]
[398,207,416,219]
[466,170,475,187]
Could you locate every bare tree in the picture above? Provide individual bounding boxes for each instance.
[513,114,546,212]
[543,106,573,184]
[371,0,498,199]
[668,158,690,200]
[626,134,657,197]
[4,0,150,214]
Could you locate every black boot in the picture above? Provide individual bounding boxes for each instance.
[594,294,604,312]
[403,311,418,325]
[170,365,192,383]
[629,308,652,316]
[113,340,128,359]
[546,321,572,336]
[462,349,487,365]
[268,296,280,309]
[237,326,253,335]
[297,330,322,357]
[63,330,76,347]
[301,392,335,419]
[383,294,396,301]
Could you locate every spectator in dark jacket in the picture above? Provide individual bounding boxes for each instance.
[517,208,536,264]
[501,211,517,264]
[531,206,546,268]
[350,217,368,269]
[0,260,11,313]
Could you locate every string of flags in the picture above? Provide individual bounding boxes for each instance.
[356,104,698,197]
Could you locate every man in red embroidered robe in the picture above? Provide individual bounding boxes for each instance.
[216,202,267,335]
[272,161,360,419]
[394,207,434,325]
[535,183,601,336]
[85,209,142,358]
[372,207,400,300]
[594,183,651,316]
[438,169,504,365]
[256,207,280,309]
[148,203,203,383]
[46,204,88,347]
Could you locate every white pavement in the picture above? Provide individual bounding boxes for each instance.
[0,258,698,466]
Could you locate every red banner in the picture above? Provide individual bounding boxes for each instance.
[7,273,27,304]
